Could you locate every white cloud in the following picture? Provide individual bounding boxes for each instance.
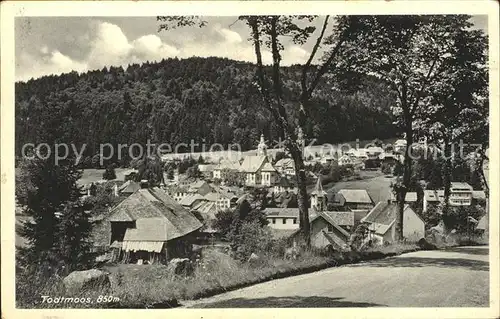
[17,50,87,81]
[86,22,133,69]
[16,21,312,81]
[282,46,309,65]
[214,24,242,44]
[131,34,179,62]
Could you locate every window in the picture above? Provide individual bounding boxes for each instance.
[327,225,334,232]
[272,218,276,224]
[293,218,297,224]
[282,218,287,224]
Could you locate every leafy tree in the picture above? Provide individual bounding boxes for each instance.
[414,16,487,219]
[381,162,393,175]
[273,151,286,163]
[219,199,270,261]
[335,15,487,240]
[212,209,235,238]
[186,165,201,179]
[56,201,95,273]
[16,155,90,273]
[135,156,164,186]
[220,169,246,187]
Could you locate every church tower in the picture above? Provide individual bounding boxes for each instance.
[257,133,268,157]
[310,175,327,211]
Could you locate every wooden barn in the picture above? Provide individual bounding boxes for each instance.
[107,187,203,264]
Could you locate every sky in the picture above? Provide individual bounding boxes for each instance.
[15,15,488,82]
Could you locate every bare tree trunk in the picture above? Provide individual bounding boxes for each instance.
[395,122,413,241]
[289,140,310,247]
[442,136,452,231]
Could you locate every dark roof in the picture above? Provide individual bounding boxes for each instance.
[266,208,300,218]
[180,193,205,206]
[361,201,419,228]
[320,211,355,227]
[312,211,350,238]
[335,189,373,204]
[239,155,268,173]
[108,187,202,241]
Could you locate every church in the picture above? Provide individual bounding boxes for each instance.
[239,134,278,187]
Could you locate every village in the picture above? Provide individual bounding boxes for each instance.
[9,12,493,311]
[57,133,488,268]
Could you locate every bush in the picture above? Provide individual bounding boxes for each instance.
[103,166,116,180]
[381,162,392,175]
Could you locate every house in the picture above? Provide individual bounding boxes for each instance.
[179,193,206,209]
[118,180,141,195]
[274,158,295,176]
[361,200,425,244]
[366,146,385,159]
[389,192,418,203]
[290,211,351,251]
[320,154,337,165]
[190,201,220,241]
[380,153,398,165]
[187,180,214,196]
[273,176,297,194]
[213,160,240,180]
[394,139,407,153]
[198,164,216,179]
[261,162,278,186]
[203,190,236,210]
[240,155,268,186]
[310,176,327,211]
[265,208,353,251]
[338,154,353,166]
[346,148,368,161]
[107,187,203,264]
[422,182,482,212]
[167,185,189,202]
[333,189,374,211]
[449,182,474,206]
[266,208,300,229]
[265,208,353,229]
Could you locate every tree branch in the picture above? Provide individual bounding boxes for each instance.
[410,58,439,117]
[301,16,330,96]
[248,17,287,141]
[303,26,348,102]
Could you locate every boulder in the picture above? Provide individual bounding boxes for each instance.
[167,258,193,276]
[63,269,111,295]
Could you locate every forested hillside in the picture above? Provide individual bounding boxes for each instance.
[15,57,398,167]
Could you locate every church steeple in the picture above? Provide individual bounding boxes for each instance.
[310,175,327,211]
[257,133,268,156]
